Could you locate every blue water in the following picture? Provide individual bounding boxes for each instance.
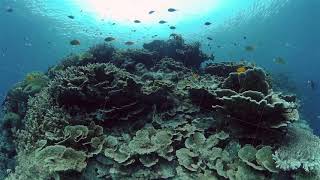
[1,0,320,134]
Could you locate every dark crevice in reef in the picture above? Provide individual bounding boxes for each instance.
[0,35,319,180]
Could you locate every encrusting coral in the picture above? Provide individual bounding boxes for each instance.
[0,35,318,180]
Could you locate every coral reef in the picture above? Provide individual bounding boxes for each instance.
[0,35,318,179]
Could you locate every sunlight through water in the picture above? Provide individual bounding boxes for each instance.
[72,0,220,24]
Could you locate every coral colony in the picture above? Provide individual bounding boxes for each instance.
[1,35,319,179]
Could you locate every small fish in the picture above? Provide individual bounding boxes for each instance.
[152,35,158,38]
[217,45,222,48]
[243,36,247,40]
[169,26,176,30]
[24,42,32,47]
[132,29,136,32]
[104,37,115,42]
[176,49,185,55]
[125,41,134,46]
[210,54,215,61]
[70,39,80,45]
[236,66,247,74]
[207,37,213,40]
[244,45,255,52]
[307,80,316,90]
[159,20,167,24]
[68,15,75,19]
[317,115,320,119]
[233,43,238,46]
[6,7,13,13]
[134,20,141,23]
[148,10,155,14]
[1,48,7,57]
[168,8,177,12]
[204,22,212,26]
[273,57,286,64]
[111,23,116,25]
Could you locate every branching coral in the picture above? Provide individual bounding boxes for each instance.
[273,126,320,172]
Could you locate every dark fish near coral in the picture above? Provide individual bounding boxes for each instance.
[244,45,255,52]
[6,7,13,12]
[307,80,317,90]
[207,37,213,40]
[273,57,286,64]
[70,39,80,45]
[111,23,116,25]
[210,54,215,61]
[168,8,177,12]
[152,35,158,38]
[148,10,155,14]
[169,26,176,30]
[243,36,247,40]
[125,41,134,46]
[159,20,167,24]
[104,37,115,42]
[204,22,212,26]
[176,49,185,55]
[68,15,75,19]
[134,20,141,23]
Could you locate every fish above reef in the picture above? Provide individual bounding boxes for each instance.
[125,41,134,45]
[169,26,176,30]
[159,20,167,24]
[5,7,13,12]
[134,20,141,23]
[307,80,317,90]
[148,10,155,14]
[273,57,286,64]
[244,45,255,52]
[176,49,185,55]
[168,8,177,12]
[207,37,213,40]
[104,37,115,42]
[204,22,212,26]
[68,15,75,19]
[70,39,80,45]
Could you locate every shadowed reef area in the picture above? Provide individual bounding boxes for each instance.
[0,35,319,180]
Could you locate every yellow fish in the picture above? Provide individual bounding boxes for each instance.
[236,66,246,74]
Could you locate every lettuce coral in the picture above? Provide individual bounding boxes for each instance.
[1,35,317,180]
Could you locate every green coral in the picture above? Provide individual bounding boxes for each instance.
[2,36,315,180]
